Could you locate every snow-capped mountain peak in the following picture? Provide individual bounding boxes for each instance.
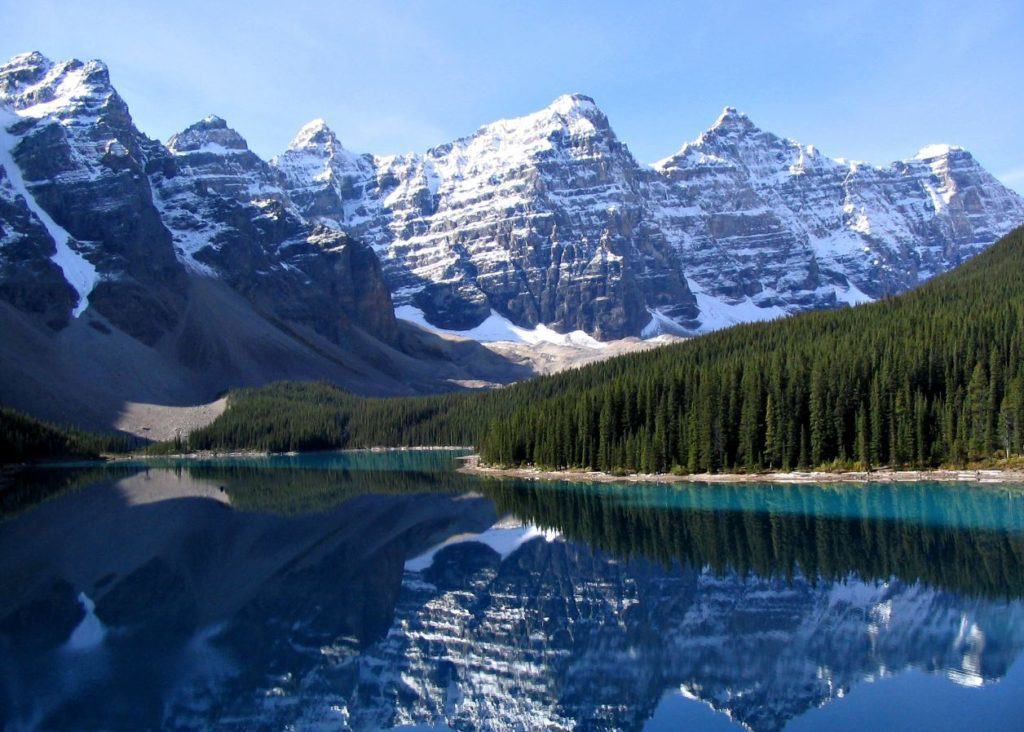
[287,117,338,150]
[276,117,370,183]
[0,52,117,121]
[167,115,250,154]
[709,104,757,132]
[272,118,376,229]
[0,51,53,85]
[2,50,1022,347]
[914,143,965,161]
[544,92,604,120]
[266,91,1024,340]
[448,92,614,161]
[653,106,769,171]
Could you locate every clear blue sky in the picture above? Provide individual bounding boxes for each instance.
[3,0,1023,191]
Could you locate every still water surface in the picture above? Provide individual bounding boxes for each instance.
[2,450,1024,730]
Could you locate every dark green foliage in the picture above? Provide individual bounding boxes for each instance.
[176,462,469,515]
[479,226,1024,472]
[184,381,493,453]
[178,226,1024,474]
[0,407,139,464]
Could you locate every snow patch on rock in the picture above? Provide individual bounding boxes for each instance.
[0,109,98,316]
[396,304,606,349]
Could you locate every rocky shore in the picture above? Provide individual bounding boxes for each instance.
[457,454,1024,485]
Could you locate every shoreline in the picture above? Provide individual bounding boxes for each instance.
[111,445,474,461]
[456,454,1024,485]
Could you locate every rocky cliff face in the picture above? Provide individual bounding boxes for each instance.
[152,114,397,342]
[3,51,1023,350]
[649,108,1024,322]
[0,51,398,349]
[0,52,186,344]
[276,95,699,339]
[277,100,1024,339]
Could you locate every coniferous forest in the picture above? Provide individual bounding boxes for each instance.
[127,225,1024,473]
[0,407,139,464]
[480,226,1024,473]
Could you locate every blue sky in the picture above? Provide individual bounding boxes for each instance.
[3,0,1023,191]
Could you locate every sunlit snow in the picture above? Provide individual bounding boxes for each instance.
[395,304,606,349]
[65,593,106,651]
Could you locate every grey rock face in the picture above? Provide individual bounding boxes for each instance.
[277,95,699,339]
[152,114,397,343]
[650,108,1024,319]
[0,52,186,344]
[3,50,1021,347]
[277,101,1024,338]
[0,52,398,349]
[0,158,76,328]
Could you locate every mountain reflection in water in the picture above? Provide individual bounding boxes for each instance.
[1,451,1023,731]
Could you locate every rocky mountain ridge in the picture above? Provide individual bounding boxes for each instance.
[277,97,1024,339]
[2,50,1024,389]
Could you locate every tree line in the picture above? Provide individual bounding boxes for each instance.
[0,406,140,464]
[480,227,1024,472]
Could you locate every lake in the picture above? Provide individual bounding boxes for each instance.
[2,450,1024,731]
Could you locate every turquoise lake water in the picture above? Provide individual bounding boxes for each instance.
[2,450,1023,730]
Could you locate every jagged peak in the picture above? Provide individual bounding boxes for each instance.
[195,114,229,130]
[545,93,602,118]
[0,52,115,118]
[1,51,52,73]
[426,92,614,163]
[288,118,339,150]
[914,143,966,161]
[708,106,759,134]
[485,92,607,133]
[654,107,798,171]
[1,53,109,82]
[168,115,250,154]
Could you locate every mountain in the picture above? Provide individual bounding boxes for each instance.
[0,52,530,433]
[276,98,1024,339]
[476,225,1024,472]
[650,108,1024,323]
[277,94,698,339]
[153,113,397,343]
[0,52,186,343]
[2,50,1023,432]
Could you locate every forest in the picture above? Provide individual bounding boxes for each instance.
[0,406,140,464]
[181,226,1024,474]
[479,225,1024,472]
